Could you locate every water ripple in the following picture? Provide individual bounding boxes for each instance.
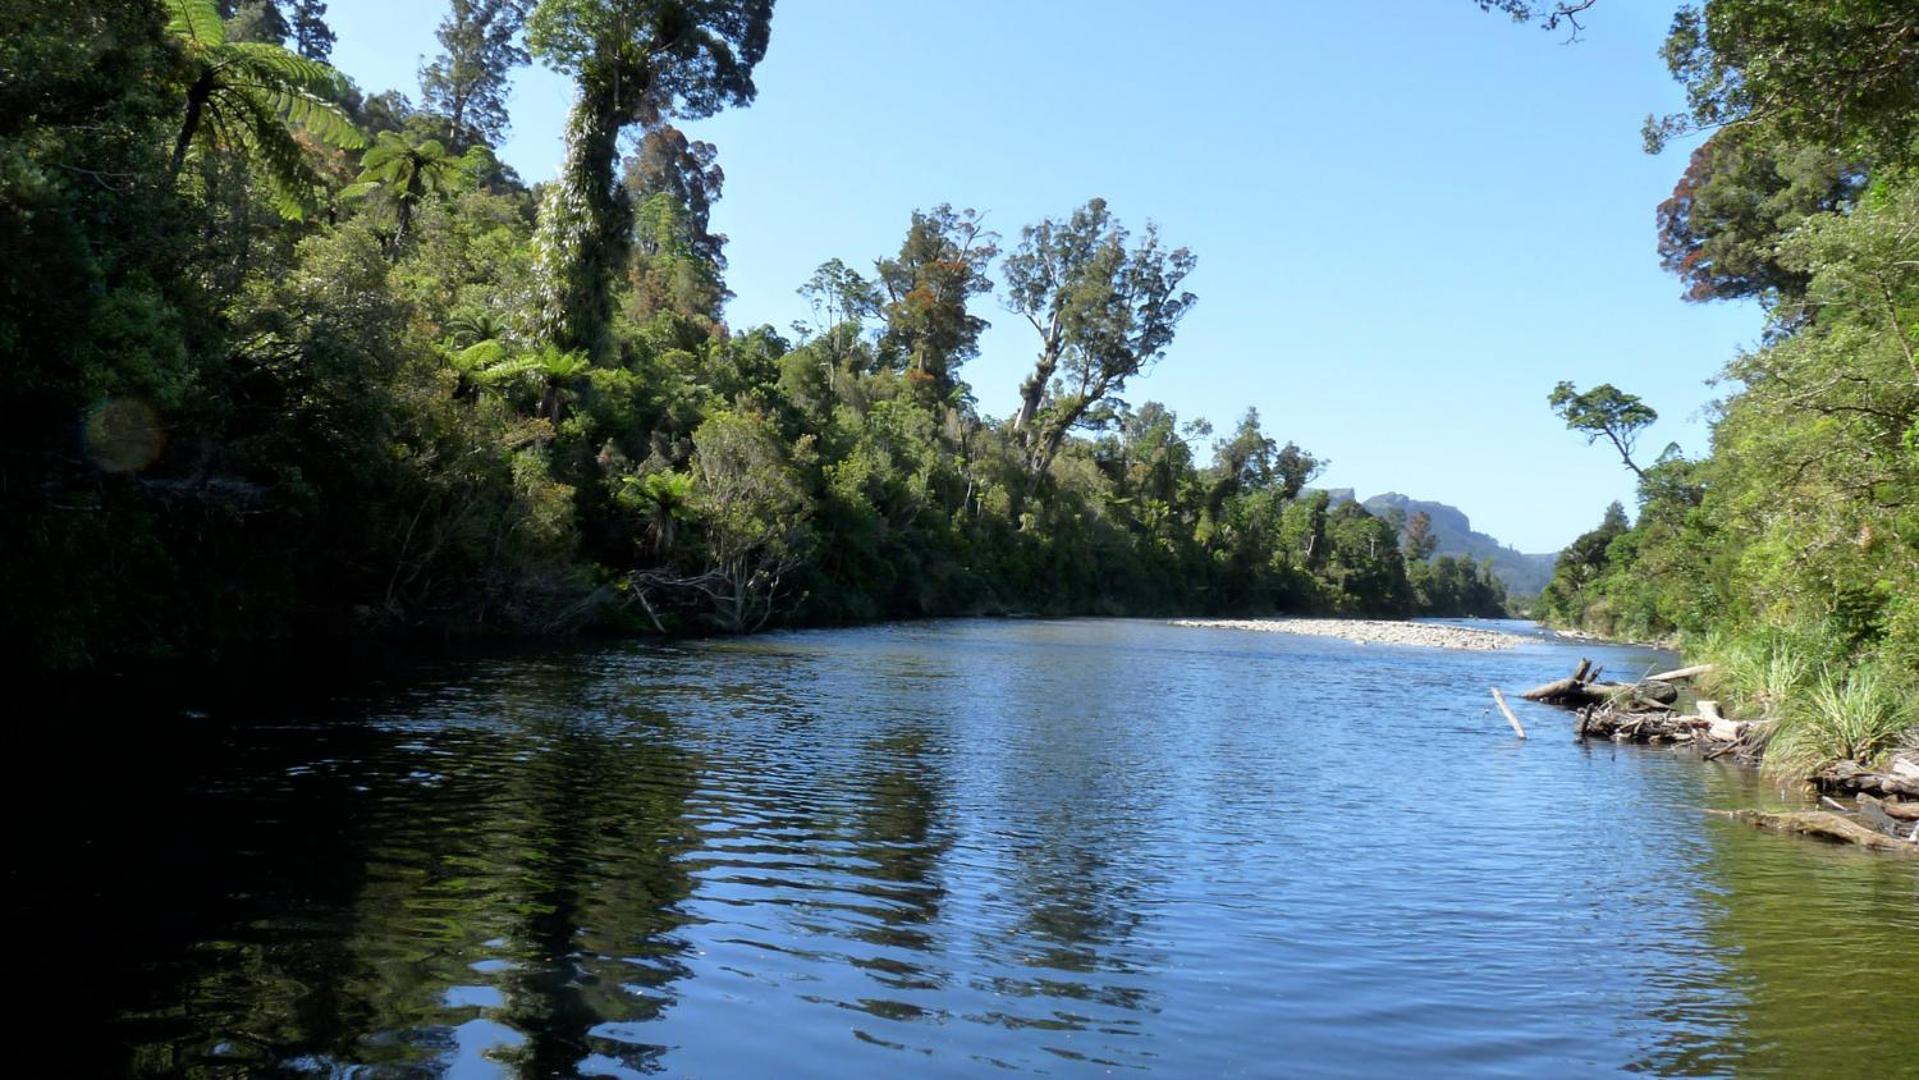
[12,619,1917,1076]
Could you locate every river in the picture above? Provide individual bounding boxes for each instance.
[14,619,1918,1076]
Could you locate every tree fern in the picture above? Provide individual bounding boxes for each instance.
[342,130,491,243]
[165,0,364,219]
[166,0,227,47]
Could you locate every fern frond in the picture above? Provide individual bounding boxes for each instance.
[533,346,593,378]
[166,0,226,48]
[232,92,323,220]
[227,42,351,100]
[357,131,409,172]
[472,355,543,386]
[249,84,366,150]
[452,340,511,372]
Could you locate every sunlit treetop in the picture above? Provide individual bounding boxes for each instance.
[525,0,773,125]
[1646,1,1919,162]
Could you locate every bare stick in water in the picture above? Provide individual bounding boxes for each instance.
[1491,688,1526,740]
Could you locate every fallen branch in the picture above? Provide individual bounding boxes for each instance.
[1865,795,1919,823]
[1644,663,1715,683]
[1709,808,1919,856]
[1491,688,1526,740]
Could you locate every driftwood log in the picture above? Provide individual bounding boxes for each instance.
[1519,660,1677,712]
[1863,794,1919,823]
[1644,663,1715,683]
[1514,660,1919,852]
[1709,809,1919,856]
[1814,760,1919,800]
[1519,660,1754,753]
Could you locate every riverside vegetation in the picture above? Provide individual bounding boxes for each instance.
[3,0,1510,675]
[1502,0,1919,789]
[6,0,1916,806]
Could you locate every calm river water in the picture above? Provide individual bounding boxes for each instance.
[15,619,1918,1077]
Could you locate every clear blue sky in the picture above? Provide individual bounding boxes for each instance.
[327,0,1761,554]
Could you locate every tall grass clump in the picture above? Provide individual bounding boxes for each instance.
[1693,626,1827,720]
[1762,665,1917,782]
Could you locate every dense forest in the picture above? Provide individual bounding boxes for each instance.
[1509,1,1918,772]
[2,0,1512,672]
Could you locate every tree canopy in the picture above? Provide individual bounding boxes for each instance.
[1547,381,1659,479]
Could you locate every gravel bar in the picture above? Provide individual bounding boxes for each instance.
[1170,618,1525,651]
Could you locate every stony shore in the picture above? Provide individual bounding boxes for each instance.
[1170,618,1526,651]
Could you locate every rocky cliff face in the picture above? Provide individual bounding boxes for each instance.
[1310,490,1557,598]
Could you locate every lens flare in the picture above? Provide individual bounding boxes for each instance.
[83,398,165,473]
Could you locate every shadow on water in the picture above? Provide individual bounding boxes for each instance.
[13,648,710,1077]
[1629,765,1919,1076]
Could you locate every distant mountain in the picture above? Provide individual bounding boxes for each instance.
[1319,490,1558,598]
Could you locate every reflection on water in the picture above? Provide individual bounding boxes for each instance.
[12,620,1918,1076]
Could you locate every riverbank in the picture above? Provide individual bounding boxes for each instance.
[1518,658,1919,854]
[1170,618,1525,651]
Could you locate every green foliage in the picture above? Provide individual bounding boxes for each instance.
[1693,625,1825,718]
[1547,381,1659,479]
[288,1,335,62]
[1656,129,1863,307]
[1533,2,1919,767]
[165,0,365,219]
[527,0,774,358]
[4,2,1502,672]
[344,130,492,243]
[1003,198,1198,472]
[1645,0,1919,163]
[874,204,998,397]
[420,0,531,143]
[626,191,728,321]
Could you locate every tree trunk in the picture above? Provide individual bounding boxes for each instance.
[1012,342,1058,433]
[393,170,426,248]
[1031,418,1071,474]
[530,71,633,361]
[449,87,468,142]
[170,75,214,180]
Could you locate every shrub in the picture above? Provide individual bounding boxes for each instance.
[1763,665,1917,781]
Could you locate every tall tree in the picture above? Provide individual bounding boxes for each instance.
[525,0,773,361]
[1003,198,1197,473]
[221,0,289,44]
[1547,381,1659,480]
[289,0,334,61]
[420,0,533,144]
[165,0,364,218]
[1645,0,1919,162]
[1656,128,1861,307]
[626,192,728,320]
[798,259,879,337]
[622,124,730,319]
[623,124,724,267]
[1212,408,1278,497]
[1403,511,1440,561]
[873,205,997,394]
